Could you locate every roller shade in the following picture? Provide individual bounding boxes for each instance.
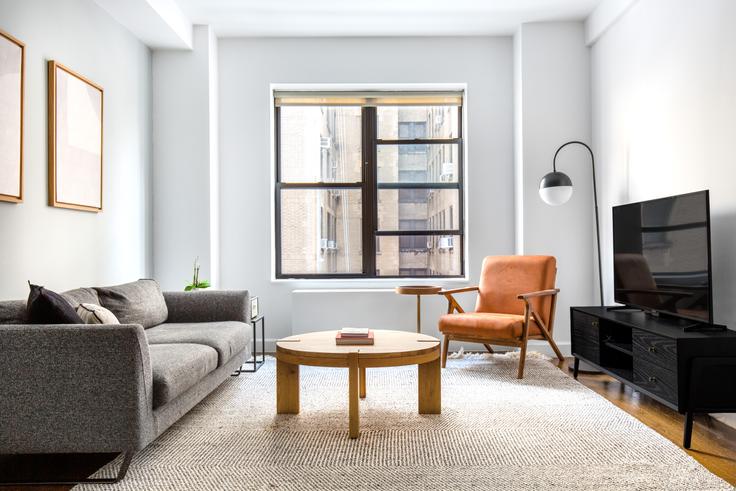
[274,90,463,107]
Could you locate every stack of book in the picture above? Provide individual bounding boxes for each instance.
[335,327,374,345]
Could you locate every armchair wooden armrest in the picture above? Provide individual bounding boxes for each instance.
[438,286,479,296]
[439,286,479,314]
[517,289,560,300]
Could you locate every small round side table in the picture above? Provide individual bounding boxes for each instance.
[395,285,442,333]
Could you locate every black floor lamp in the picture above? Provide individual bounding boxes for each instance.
[539,141,604,374]
[538,140,604,307]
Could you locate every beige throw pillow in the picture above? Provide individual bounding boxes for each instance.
[77,303,120,325]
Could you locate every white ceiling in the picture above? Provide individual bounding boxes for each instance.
[175,0,605,38]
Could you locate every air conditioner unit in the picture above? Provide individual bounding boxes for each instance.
[319,238,329,249]
[440,162,455,181]
[327,240,337,250]
[438,237,454,250]
[320,136,331,149]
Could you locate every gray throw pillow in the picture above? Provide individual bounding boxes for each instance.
[77,303,120,325]
[62,287,100,309]
[94,279,168,328]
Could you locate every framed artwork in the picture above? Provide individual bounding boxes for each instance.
[0,30,24,203]
[251,296,260,320]
[48,60,103,212]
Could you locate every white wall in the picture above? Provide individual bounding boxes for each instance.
[0,0,152,299]
[591,0,736,427]
[218,37,515,348]
[515,22,595,348]
[152,25,219,290]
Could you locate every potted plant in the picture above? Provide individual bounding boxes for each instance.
[185,257,211,291]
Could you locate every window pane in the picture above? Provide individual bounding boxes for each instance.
[376,235,461,276]
[280,189,362,275]
[377,106,459,140]
[279,106,362,183]
[377,189,460,231]
[377,144,459,183]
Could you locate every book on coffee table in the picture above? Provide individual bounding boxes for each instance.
[339,327,370,337]
[336,329,374,345]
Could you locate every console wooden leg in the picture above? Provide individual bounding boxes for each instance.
[359,366,366,399]
[683,411,694,448]
[573,357,580,379]
[348,352,360,438]
[276,358,299,414]
[418,355,441,414]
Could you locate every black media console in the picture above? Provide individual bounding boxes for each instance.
[570,306,736,448]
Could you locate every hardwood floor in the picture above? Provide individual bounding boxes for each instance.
[2,356,734,489]
[557,357,736,486]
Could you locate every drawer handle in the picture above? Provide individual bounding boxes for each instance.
[648,346,657,353]
[648,376,657,382]
[591,321,599,327]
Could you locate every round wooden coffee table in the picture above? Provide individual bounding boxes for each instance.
[395,285,442,333]
[276,329,441,439]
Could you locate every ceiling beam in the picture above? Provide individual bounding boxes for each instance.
[93,0,192,49]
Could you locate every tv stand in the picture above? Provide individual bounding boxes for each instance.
[680,320,727,332]
[606,305,643,312]
[571,306,736,448]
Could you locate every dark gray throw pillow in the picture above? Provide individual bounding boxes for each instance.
[26,283,84,324]
[94,279,168,328]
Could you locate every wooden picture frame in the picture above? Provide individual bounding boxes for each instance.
[0,30,24,203]
[48,60,103,212]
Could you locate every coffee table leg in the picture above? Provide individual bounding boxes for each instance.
[360,366,366,399]
[416,294,421,333]
[418,356,441,414]
[348,352,360,438]
[276,359,299,414]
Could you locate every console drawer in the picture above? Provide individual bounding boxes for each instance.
[632,329,677,368]
[571,310,600,364]
[633,357,678,405]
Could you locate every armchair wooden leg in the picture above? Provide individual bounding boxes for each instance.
[546,337,565,363]
[535,320,565,362]
[517,338,528,379]
[441,335,449,368]
[483,344,494,354]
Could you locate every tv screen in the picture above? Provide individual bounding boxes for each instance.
[612,190,712,323]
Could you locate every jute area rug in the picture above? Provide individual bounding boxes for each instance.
[79,352,732,490]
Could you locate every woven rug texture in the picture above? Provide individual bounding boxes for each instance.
[77,352,732,490]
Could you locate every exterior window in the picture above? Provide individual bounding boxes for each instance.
[275,96,464,278]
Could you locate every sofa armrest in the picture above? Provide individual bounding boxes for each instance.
[163,290,250,323]
[0,323,153,454]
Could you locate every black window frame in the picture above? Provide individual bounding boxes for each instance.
[274,103,464,279]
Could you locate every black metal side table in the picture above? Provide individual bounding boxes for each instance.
[232,315,265,375]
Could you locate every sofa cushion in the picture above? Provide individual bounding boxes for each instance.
[27,284,84,324]
[146,321,249,367]
[149,343,218,409]
[62,287,100,309]
[95,279,168,328]
[0,300,27,324]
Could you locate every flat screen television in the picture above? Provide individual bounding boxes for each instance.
[612,190,713,324]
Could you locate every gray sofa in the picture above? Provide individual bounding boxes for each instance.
[0,283,251,484]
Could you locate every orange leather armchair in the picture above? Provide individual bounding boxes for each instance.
[438,255,564,378]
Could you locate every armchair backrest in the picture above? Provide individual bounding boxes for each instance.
[475,255,557,328]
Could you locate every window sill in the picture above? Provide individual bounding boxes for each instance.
[272,276,470,286]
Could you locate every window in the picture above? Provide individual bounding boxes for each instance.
[275,91,464,278]
[398,122,427,154]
